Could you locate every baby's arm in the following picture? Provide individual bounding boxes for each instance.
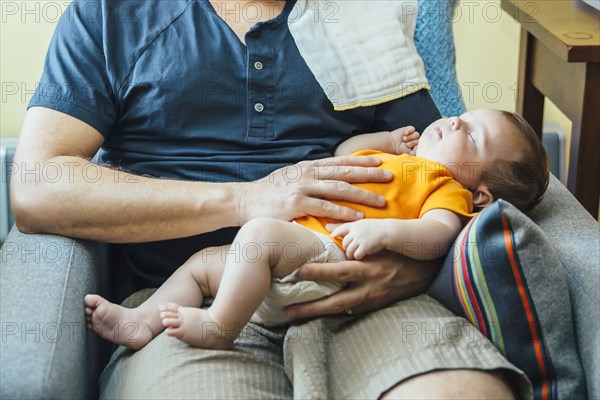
[334,126,420,156]
[328,209,463,260]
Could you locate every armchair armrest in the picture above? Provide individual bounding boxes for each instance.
[0,226,108,399]
[529,175,600,398]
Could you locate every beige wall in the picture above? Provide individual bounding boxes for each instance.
[0,0,572,141]
[454,0,521,112]
[1,1,66,138]
[452,0,571,165]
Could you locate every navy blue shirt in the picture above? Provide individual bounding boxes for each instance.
[29,0,440,293]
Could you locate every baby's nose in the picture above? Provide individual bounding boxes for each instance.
[448,117,462,130]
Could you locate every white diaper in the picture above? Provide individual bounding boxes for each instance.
[251,229,347,326]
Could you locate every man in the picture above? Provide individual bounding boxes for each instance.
[12,0,527,397]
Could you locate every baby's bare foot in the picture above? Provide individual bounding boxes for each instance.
[160,303,237,350]
[84,294,154,350]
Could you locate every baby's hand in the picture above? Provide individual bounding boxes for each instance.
[326,220,387,260]
[389,126,420,155]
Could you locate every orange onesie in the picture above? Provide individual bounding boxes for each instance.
[295,150,477,249]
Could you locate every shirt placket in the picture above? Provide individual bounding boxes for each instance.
[246,33,275,140]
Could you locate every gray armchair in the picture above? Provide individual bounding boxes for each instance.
[2,171,598,399]
[1,1,598,396]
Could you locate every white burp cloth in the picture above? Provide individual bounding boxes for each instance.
[288,0,429,111]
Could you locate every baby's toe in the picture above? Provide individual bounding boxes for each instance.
[160,310,179,319]
[84,294,103,308]
[162,317,181,329]
[165,327,183,339]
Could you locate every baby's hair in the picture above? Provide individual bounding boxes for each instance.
[480,111,550,212]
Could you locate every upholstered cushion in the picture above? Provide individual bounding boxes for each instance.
[0,227,102,399]
[428,200,586,400]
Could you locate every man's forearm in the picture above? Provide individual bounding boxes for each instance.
[286,249,442,318]
[11,156,243,243]
[393,253,442,300]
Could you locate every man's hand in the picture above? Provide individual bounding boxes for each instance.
[239,155,393,224]
[327,220,388,260]
[284,250,440,319]
[389,126,420,155]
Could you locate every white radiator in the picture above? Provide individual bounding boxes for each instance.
[542,122,568,185]
[1,137,18,243]
[582,0,600,11]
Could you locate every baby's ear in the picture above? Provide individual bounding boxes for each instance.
[472,183,494,207]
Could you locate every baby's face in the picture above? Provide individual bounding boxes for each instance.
[416,109,523,190]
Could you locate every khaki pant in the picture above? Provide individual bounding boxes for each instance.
[100,292,531,399]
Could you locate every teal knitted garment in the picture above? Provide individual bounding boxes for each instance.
[415,0,466,117]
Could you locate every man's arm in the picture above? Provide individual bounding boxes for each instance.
[334,126,419,157]
[11,107,238,242]
[11,107,392,243]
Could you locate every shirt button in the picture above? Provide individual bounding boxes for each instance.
[254,61,264,70]
[254,102,264,113]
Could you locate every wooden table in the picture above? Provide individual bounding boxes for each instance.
[501,0,600,218]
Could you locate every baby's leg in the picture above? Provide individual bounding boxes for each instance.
[166,218,325,349]
[84,245,228,349]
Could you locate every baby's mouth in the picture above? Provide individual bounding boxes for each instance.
[434,127,443,139]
